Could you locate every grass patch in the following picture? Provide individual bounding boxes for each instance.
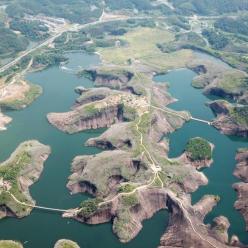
[218,70,248,94]
[121,193,139,207]
[118,184,136,193]
[98,26,194,71]
[82,104,101,117]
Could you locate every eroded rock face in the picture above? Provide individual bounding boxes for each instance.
[159,194,235,248]
[56,60,243,247]
[80,69,134,90]
[234,149,248,182]
[187,59,248,104]
[233,149,248,231]
[47,104,123,134]
[209,101,248,138]
[67,150,151,197]
[233,183,248,231]
[71,188,168,243]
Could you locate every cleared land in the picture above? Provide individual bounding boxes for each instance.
[98,27,194,71]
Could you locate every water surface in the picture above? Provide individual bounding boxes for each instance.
[154,68,248,243]
[0,52,168,248]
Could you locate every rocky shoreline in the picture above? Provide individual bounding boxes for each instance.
[0,140,51,219]
[209,100,248,138]
[0,111,12,131]
[233,149,248,231]
[49,65,244,246]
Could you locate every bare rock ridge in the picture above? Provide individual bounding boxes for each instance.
[48,102,123,134]
[233,148,248,231]
[209,100,248,138]
[78,68,138,93]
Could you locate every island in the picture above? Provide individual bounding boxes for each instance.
[0,0,248,246]
[182,137,213,169]
[47,26,242,246]
[0,140,51,219]
[0,240,23,248]
[54,239,80,248]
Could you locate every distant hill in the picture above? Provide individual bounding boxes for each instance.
[6,0,103,24]
[171,0,248,15]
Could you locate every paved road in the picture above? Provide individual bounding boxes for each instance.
[0,15,132,74]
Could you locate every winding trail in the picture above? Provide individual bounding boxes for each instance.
[150,104,212,125]
[173,196,219,248]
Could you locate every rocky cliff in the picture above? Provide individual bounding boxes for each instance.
[209,100,248,138]
[158,194,239,248]
[48,103,123,134]
[233,149,248,231]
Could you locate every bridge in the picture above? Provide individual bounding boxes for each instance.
[7,191,73,213]
[190,117,212,125]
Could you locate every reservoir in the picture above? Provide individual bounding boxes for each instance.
[154,67,248,244]
[0,52,168,248]
[0,51,247,247]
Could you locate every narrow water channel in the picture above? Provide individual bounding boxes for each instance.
[154,68,248,244]
[0,53,168,248]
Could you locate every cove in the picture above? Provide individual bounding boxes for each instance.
[154,68,248,244]
[0,52,168,248]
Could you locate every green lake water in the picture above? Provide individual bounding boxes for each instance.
[0,53,168,248]
[1,51,247,247]
[155,68,248,244]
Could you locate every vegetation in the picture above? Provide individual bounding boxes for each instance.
[0,56,31,78]
[230,105,248,126]
[0,146,33,216]
[171,0,248,15]
[10,19,49,41]
[166,16,190,31]
[54,239,80,248]
[217,71,248,96]
[97,27,193,71]
[33,52,68,68]
[0,23,28,58]
[113,209,134,242]
[121,193,139,207]
[6,0,102,24]
[105,0,173,15]
[202,29,229,50]
[215,16,248,37]
[185,137,212,161]
[118,184,136,193]
[78,198,102,217]
[0,241,23,248]
[83,104,101,117]
[122,105,137,121]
